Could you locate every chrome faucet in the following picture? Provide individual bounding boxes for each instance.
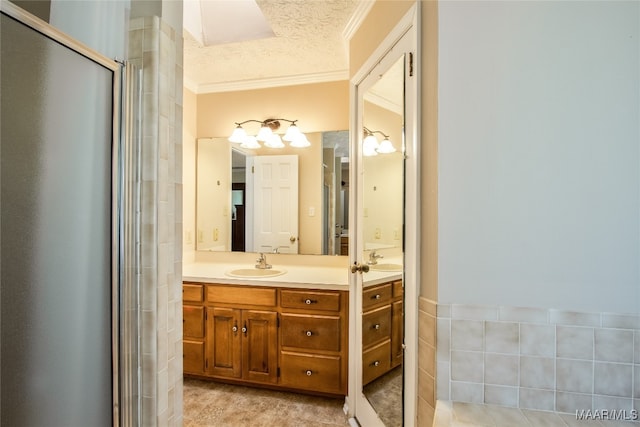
[255,253,272,269]
[367,250,383,265]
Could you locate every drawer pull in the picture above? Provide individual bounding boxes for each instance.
[372,294,381,300]
[304,299,318,305]
[305,330,313,337]
[373,324,381,330]
[306,370,313,376]
[371,360,380,367]
[232,325,238,333]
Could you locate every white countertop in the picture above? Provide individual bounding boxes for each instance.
[182,261,402,291]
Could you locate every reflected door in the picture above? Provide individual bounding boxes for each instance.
[253,155,299,253]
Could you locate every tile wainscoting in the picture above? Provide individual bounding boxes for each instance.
[435,303,639,414]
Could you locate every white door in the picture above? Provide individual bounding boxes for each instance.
[253,155,299,253]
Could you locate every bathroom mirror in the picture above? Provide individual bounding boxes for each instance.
[196,130,349,255]
[351,5,418,426]
[361,55,405,427]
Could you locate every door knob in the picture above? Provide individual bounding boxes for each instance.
[350,263,370,274]
[290,236,297,243]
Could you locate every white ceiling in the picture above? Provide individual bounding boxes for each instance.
[183,0,369,94]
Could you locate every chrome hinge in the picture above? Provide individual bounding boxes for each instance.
[409,52,414,77]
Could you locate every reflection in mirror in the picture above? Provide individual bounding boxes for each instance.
[196,131,349,255]
[361,55,405,427]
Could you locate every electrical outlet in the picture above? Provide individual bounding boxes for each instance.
[213,228,219,241]
[375,228,381,239]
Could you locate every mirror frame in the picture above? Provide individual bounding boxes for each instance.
[348,4,420,426]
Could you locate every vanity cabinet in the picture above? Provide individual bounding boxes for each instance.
[183,283,205,374]
[279,289,348,395]
[183,282,348,396]
[362,279,403,385]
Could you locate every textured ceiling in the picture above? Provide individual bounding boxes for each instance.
[183,0,362,93]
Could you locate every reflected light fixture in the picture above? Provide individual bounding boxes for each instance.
[229,118,310,148]
[363,126,396,156]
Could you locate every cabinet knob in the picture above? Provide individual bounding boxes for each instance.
[305,330,313,337]
[232,326,238,332]
[242,326,247,334]
[373,324,380,330]
[306,370,313,376]
[372,360,380,367]
[304,299,317,305]
[372,294,381,300]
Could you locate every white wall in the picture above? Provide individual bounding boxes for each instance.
[50,0,130,60]
[438,1,640,314]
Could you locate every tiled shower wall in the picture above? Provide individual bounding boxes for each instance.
[436,304,640,414]
[129,16,184,426]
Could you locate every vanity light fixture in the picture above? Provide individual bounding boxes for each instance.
[229,118,310,148]
[363,127,396,156]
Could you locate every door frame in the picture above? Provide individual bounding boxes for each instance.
[347,3,420,426]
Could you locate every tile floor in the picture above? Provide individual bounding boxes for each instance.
[434,401,640,427]
[363,365,403,427]
[183,377,351,427]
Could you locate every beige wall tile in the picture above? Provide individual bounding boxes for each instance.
[451,319,483,351]
[557,326,594,360]
[557,358,594,394]
[498,306,548,324]
[594,362,633,397]
[595,329,634,363]
[451,381,484,404]
[484,385,518,407]
[437,318,451,361]
[520,323,555,357]
[555,391,593,414]
[451,351,484,383]
[520,356,555,390]
[550,309,601,327]
[485,321,519,354]
[484,353,518,386]
[452,304,498,321]
[601,313,640,329]
[519,388,555,411]
[593,395,634,411]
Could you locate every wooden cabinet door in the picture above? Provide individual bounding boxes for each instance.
[208,307,242,379]
[183,340,204,374]
[242,310,278,384]
[391,300,404,368]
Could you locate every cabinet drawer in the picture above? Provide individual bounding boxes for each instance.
[183,340,204,374]
[392,280,403,298]
[363,283,392,309]
[280,351,343,394]
[207,285,276,307]
[280,290,341,312]
[183,283,204,302]
[183,305,205,338]
[362,305,391,348]
[281,314,341,352]
[362,340,391,385]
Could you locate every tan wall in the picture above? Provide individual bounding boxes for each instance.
[420,1,439,301]
[196,81,349,137]
[362,101,403,250]
[183,88,198,255]
[349,0,414,78]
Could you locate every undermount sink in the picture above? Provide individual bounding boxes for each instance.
[369,263,403,272]
[225,268,287,278]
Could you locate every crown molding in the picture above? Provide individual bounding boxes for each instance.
[342,0,375,42]
[193,70,349,94]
